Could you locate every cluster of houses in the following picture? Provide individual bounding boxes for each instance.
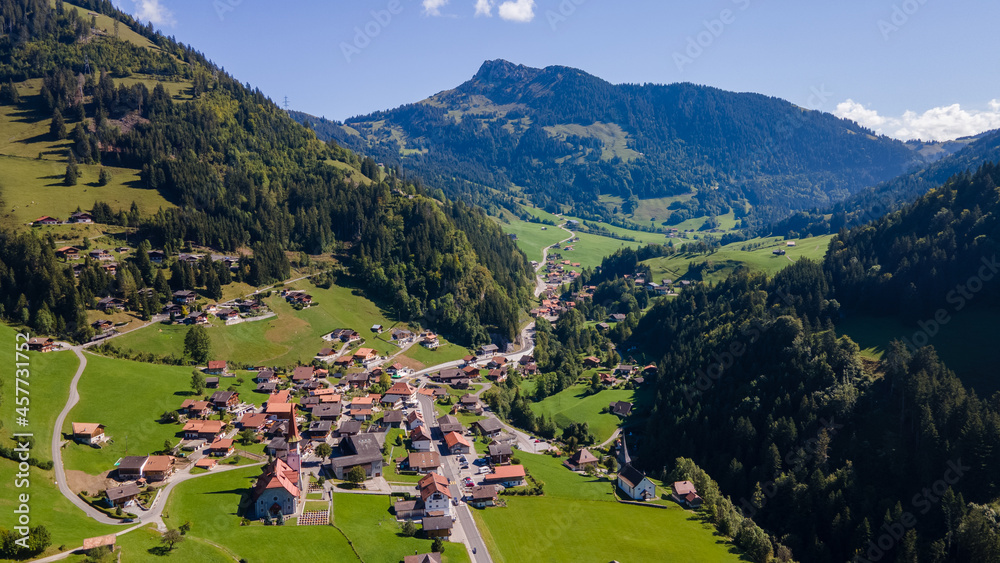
[32,211,94,226]
[161,293,267,325]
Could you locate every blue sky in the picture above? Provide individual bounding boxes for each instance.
[116,0,1000,141]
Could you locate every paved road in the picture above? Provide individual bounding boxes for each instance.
[417,394,493,563]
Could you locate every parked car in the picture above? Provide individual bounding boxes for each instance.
[462,477,474,487]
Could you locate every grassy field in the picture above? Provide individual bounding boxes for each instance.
[163,466,362,562]
[496,215,569,263]
[62,524,236,563]
[61,354,198,476]
[332,493,470,563]
[643,234,835,285]
[473,452,745,563]
[838,307,1000,396]
[397,339,469,370]
[0,325,79,464]
[0,155,175,227]
[526,383,634,444]
[114,282,403,367]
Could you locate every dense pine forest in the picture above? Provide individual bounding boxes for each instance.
[0,0,533,344]
[629,165,1000,562]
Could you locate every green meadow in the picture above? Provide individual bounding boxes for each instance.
[526,382,635,444]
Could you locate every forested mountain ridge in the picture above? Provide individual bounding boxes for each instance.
[772,129,1000,237]
[0,0,533,344]
[294,59,924,230]
[628,164,1000,562]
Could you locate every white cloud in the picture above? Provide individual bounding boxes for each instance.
[423,0,449,16]
[834,98,1000,141]
[498,0,535,22]
[474,0,494,17]
[130,0,175,26]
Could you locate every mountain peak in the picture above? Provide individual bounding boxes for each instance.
[474,59,535,83]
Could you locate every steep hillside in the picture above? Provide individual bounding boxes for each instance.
[771,129,1000,237]
[0,0,533,343]
[294,59,922,230]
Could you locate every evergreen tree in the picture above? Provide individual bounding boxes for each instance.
[64,153,79,186]
[50,108,66,140]
[184,325,211,364]
[98,167,112,186]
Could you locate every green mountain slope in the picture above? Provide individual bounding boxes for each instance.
[293,59,923,231]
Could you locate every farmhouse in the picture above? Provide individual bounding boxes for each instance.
[71,423,106,445]
[671,480,704,509]
[421,515,454,539]
[382,410,404,427]
[404,554,442,563]
[182,419,225,440]
[477,344,499,357]
[330,328,361,343]
[291,366,315,382]
[180,400,212,418]
[383,381,417,407]
[209,390,239,410]
[353,347,379,365]
[436,414,463,435]
[143,455,174,481]
[27,337,56,352]
[394,499,424,520]
[237,412,268,432]
[206,438,235,457]
[565,448,599,471]
[32,215,60,225]
[342,372,371,388]
[253,369,278,383]
[116,456,148,480]
[421,332,440,349]
[609,401,633,417]
[460,394,483,414]
[205,361,227,375]
[618,464,656,501]
[311,403,342,421]
[315,348,338,362]
[173,290,197,304]
[56,246,81,260]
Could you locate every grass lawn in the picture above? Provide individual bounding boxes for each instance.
[0,154,175,228]
[332,493,470,563]
[0,325,80,464]
[163,466,361,562]
[497,214,569,263]
[113,281,403,367]
[473,452,745,563]
[61,354,200,476]
[398,339,469,370]
[0,461,119,558]
[838,307,1000,396]
[643,234,835,286]
[63,524,235,563]
[528,383,634,444]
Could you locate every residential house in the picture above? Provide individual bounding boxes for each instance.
[91,319,114,334]
[406,410,425,431]
[418,473,452,517]
[206,438,235,457]
[487,443,513,466]
[403,554,442,563]
[409,426,433,451]
[69,211,93,223]
[671,480,704,509]
[444,431,472,455]
[147,250,167,264]
[311,403,342,421]
[194,458,217,471]
[27,337,56,352]
[104,483,140,508]
[460,394,484,415]
[609,313,627,323]
[382,410,404,427]
[487,368,508,383]
[565,448,599,471]
[71,423,106,445]
[56,246,81,260]
[483,465,526,488]
[325,434,384,479]
[307,420,332,440]
[203,376,219,388]
[383,381,417,407]
[237,413,268,432]
[435,368,464,384]
[407,452,442,474]
[436,415,463,435]
[209,390,239,411]
[394,499,424,520]
[217,308,241,324]
[173,290,197,304]
[422,516,453,539]
[253,369,278,384]
[486,356,508,369]
[182,420,224,441]
[420,332,440,349]
[117,456,148,480]
[315,348,338,362]
[89,249,112,261]
[342,372,370,389]
[205,361,227,375]
[609,401,633,417]
[583,356,601,368]
[618,464,656,501]
[613,365,636,377]
[337,419,362,438]
[385,363,412,378]
[143,455,174,482]
[291,366,315,383]
[477,344,499,357]
[185,311,209,325]
[390,328,415,344]
[371,324,384,333]
[32,216,60,225]
[255,382,277,393]
[469,485,498,508]
[180,400,212,418]
[352,347,379,366]
[250,458,301,519]
[329,328,361,343]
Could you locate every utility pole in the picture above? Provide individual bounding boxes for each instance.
[283,96,290,111]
